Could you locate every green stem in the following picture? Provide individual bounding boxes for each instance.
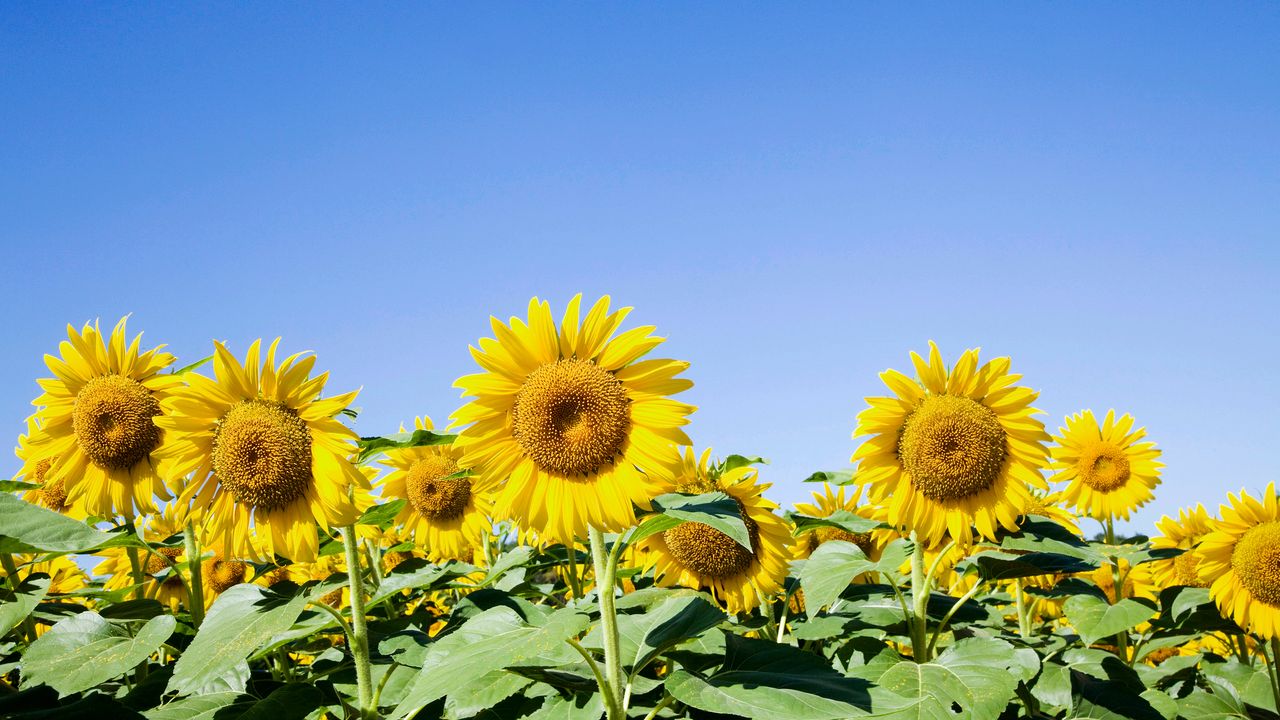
[642,693,675,720]
[1103,515,1129,660]
[1269,638,1280,713]
[927,579,983,657]
[589,527,625,719]
[567,638,618,712]
[909,532,931,663]
[565,541,584,600]
[183,524,205,627]
[0,554,38,644]
[1015,578,1032,639]
[342,526,375,720]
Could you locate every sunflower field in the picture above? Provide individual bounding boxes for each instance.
[0,297,1275,720]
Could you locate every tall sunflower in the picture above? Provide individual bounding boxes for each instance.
[1150,504,1213,588]
[378,416,494,561]
[153,339,367,562]
[851,342,1050,547]
[452,295,695,544]
[20,318,182,518]
[1050,410,1163,522]
[637,448,792,614]
[1199,483,1280,638]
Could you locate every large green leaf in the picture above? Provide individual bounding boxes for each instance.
[168,584,308,696]
[584,591,724,672]
[392,605,591,719]
[866,638,1020,720]
[0,493,118,553]
[1063,595,1157,646]
[634,492,751,549]
[792,510,885,537]
[524,692,605,720]
[968,550,1097,580]
[22,611,175,696]
[665,632,903,719]
[799,540,877,615]
[144,684,323,720]
[0,573,48,636]
[356,429,455,463]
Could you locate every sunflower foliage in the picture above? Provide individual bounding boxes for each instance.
[1,309,1277,720]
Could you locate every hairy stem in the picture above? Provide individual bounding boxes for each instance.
[909,531,931,662]
[342,526,375,720]
[183,524,205,627]
[589,527,625,719]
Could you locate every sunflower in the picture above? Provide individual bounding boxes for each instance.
[15,418,83,518]
[1021,491,1083,538]
[377,416,494,561]
[94,505,190,613]
[792,483,893,565]
[1049,410,1163,522]
[452,295,695,544]
[851,342,1050,548]
[1150,504,1213,588]
[20,318,182,519]
[637,448,792,614]
[1199,483,1280,638]
[153,339,367,563]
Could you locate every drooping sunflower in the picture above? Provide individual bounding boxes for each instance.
[1149,504,1213,589]
[1049,410,1163,522]
[452,295,695,544]
[1199,483,1280,638]
[153,339,367,562]
[851,342,1051,547]
[20,318,182,519]
[792,483,893,564]
[638,448,792,614]
[15,418,83,518]
[377,416,494,561]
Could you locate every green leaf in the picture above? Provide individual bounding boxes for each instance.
[867,638,1020,720]
[800,540,876,615]
[170,354,214,376]
[168,584,308,696]
[968,550,1097,581]
[144,684,323,720]
[792,510,884,537]
[642,492,751,549]
[0,480,38,492]
[392,606,591,719]
[23,612,176,696]
[0,493,118,553]
[802,470,854,485]
[584,592,724,672]
[356,429,455,463]
[480,546,536,587]
[0,573,48,636]
[722,454,767,473]
[1070,669,1168,720]
[665,632,903,719]
[524,692,605,720]
[357,498,407,528]
[1062,595,1157,646]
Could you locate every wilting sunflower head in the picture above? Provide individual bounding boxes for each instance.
[640,459,792,614]
[1050,409,1163,522]
[451,295,695,544]
[1200,483,1280,638]
[379,427,494,563]
[851,341,1050,548]
[23,318,181,519]
[154,339,366,563]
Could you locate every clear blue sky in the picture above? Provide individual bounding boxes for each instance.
[3,3,1277,535]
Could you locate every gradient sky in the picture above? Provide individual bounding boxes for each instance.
[3,3,1278,536]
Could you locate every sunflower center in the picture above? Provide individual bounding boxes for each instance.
[898,395,1008,502]
[511,359,630,477]
[205,558,248,594]
[809,527,875,557]
[662,501,760,579]
[33,458,69,511]
[405,456,470,520]
[1232,522,1280,607]
[71,374,163,470]
[145,546,183,575]
[1076,442,1131,492]
[212,400,313,511]
[1172,551,1204,587]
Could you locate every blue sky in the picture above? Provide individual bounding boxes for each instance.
[2,3,1277,536]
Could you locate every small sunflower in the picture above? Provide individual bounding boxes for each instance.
[638,448,792,614]
[1021,491,1083,538]
[1199,483,1280,638]
[452,295,695,544]
[94,505,190,613]
[851,342,1051,547]
[377,416,494,561]
[1150,504,1213,588]
[1050,410,1163,522]
[20,318,182,519]
[154,339,367,563]
[14,418,83,518]
[203,555,249,596]
[792,483,892,564]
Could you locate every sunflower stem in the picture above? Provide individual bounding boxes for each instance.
[126,546,147,602]
[1015,578,1031,639]
[1103,514,1129,661]
[589,527,625,719]
[183,524,205,627]
[909,531,931,663]
[341,525,376,720]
